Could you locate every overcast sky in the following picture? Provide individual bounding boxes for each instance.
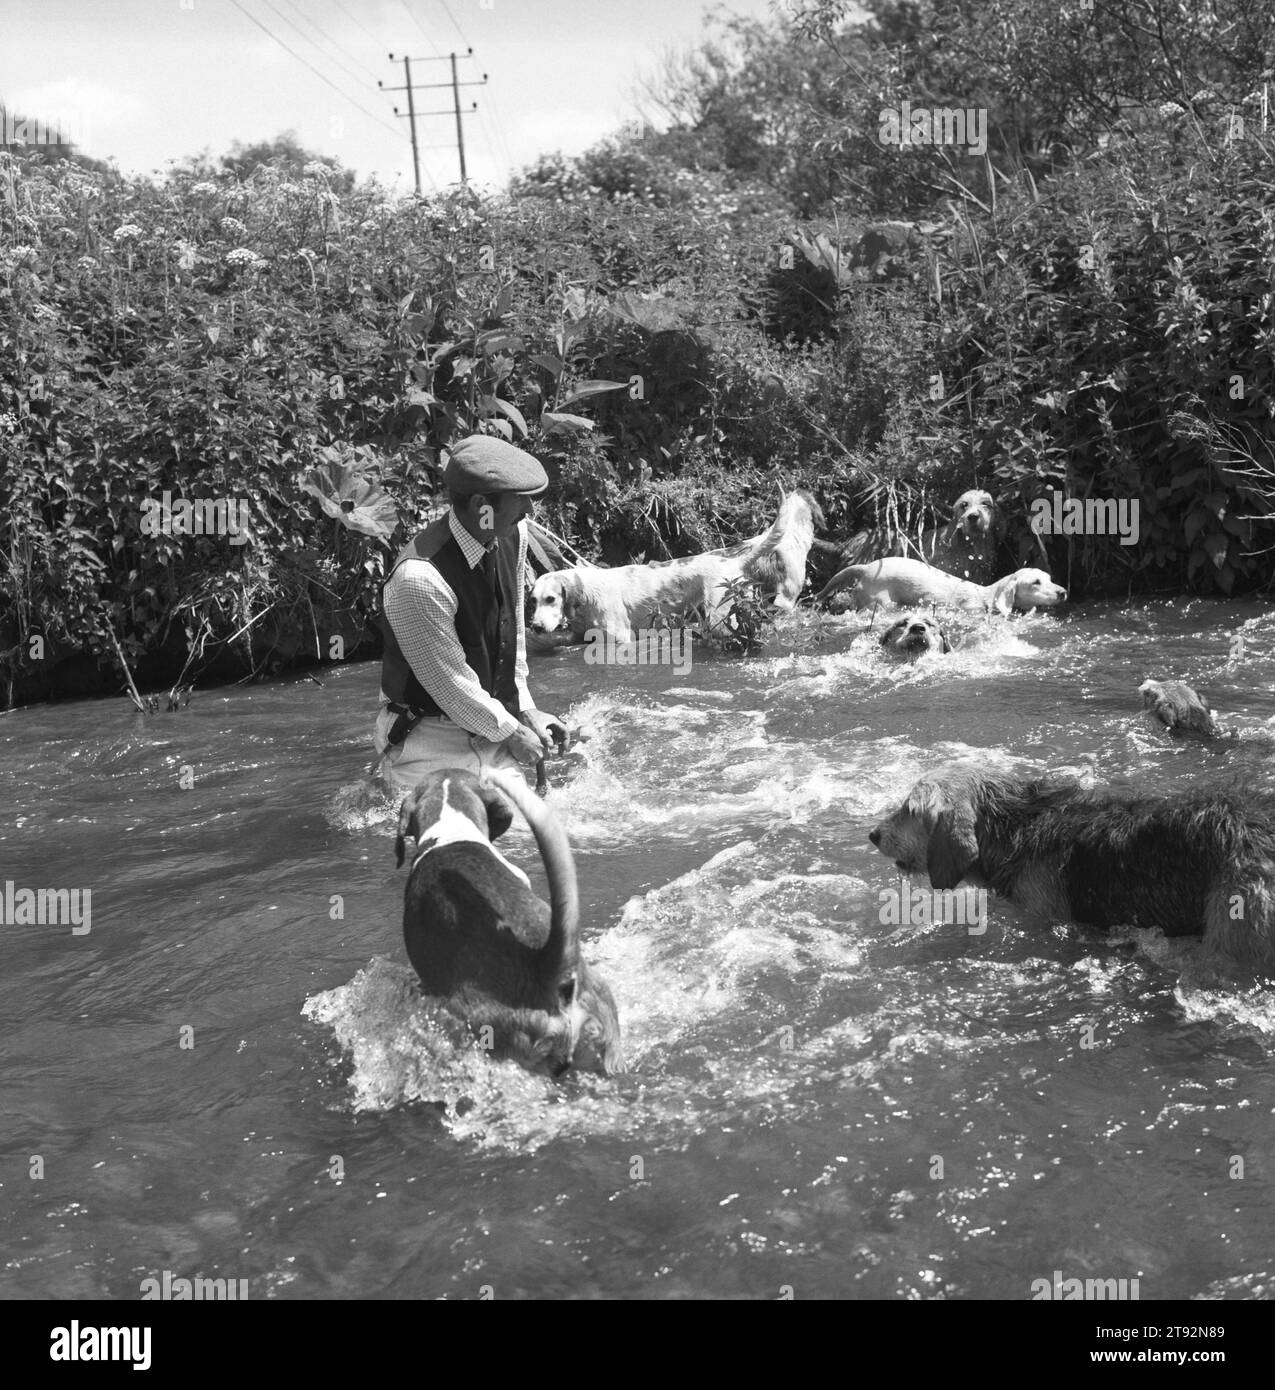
[0,0,781,191]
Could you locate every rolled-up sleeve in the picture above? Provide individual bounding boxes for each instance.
[383,561,523,743]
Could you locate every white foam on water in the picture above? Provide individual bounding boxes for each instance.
[663,687,736,702]
[545,701,873,842]
[752,617,1050,699]
[553,690,1034,849]
[311,603,1275,1162]
[302,957,638,1153]
[1174,983,1275,1035]
[1192,1273,1275,1300]
[304,837,889,1152]
[594,841,871,1063]
[326,777,400,832]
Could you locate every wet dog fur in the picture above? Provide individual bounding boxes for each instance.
[830,488,1003,586]
[1140,678,1222,740]
[529,490,824,641]
[879,612,952,659]
[869,762,1275,971]
[817,558,1067,616]
[396,767,624,1075]
[921,489,1001,583]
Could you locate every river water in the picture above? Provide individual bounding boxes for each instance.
[3,597,1275,1300]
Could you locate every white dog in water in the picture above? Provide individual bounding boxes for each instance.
[530,490,824,641]
[817,557,1067,616]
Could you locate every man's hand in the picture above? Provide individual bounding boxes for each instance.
[519,708,568,752]
[504,724,546,767]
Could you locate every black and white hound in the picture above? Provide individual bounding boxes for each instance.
[395,767,624,1075]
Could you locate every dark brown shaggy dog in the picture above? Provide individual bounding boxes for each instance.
[1140,678,1222,740]
[396,767,624,1075]
[869,762,1275,971]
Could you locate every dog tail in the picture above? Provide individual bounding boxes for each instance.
[747,490,819,552]
[483,766,580,967]
[814,563,867,604]
[742,546,787,593]
[748,497,792,554]
[736,491,821,603]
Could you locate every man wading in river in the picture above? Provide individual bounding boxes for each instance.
[372,435,567,792]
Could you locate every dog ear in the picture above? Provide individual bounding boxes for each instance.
[572,973,626,1075]
[990,574,1018,616]
[472,779,516,840]
[394,795,421,868]
[926,805,979,889]
[560,579,583,628]
[989,499,1005,543]
[939,627,952,654]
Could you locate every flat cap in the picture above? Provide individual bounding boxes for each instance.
[444,434,548,497]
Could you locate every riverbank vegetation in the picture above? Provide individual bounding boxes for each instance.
[3,0,1274,704]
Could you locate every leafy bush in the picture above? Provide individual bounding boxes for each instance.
[931,125,1275,593]
[6,8,1275,710]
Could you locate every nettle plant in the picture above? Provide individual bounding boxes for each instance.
[706,575,779,656]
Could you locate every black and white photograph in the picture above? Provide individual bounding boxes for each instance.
[3,0,1275,1331]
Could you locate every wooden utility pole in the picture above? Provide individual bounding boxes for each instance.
[380,49,487,191]
[450,51,467,184]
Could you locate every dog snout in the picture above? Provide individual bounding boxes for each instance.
[868,826,881,847]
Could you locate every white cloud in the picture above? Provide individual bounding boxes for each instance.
[508,107,627,165]
[7,79,146,152]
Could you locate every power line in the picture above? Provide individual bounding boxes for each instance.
[314,0,440,191]
[474,107,509,188]
[432,0,470,46]
[398,0,439,54]
[276,0,382,86]
[327,0,392,53]
[382,50,486,191]
[227,0,409,141]
[401,0,467,51]
[481,88,518,182]
[402,0,512,184]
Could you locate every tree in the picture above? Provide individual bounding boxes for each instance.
[220,130,356,193]
[800,0,1275,160]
